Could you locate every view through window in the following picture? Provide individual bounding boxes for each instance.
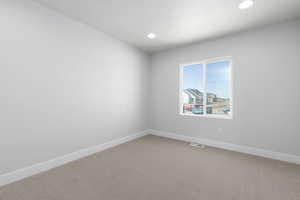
[180,58,232,118]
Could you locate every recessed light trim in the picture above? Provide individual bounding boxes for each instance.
[239,0,254,9]
[147,33,156,39]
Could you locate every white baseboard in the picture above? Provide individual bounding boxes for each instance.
[148,129,300,165]
[1,129,299,187]
[0,130,148,187]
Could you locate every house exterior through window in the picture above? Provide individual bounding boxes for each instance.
[179,57,233,119]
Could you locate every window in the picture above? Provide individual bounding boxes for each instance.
[179,57,232,119]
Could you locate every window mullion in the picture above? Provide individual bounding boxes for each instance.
[203,63,207,115]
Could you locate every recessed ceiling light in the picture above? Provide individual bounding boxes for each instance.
[147,33,156,39]
[239,0,254,10]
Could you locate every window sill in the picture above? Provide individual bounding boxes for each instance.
[179,113,233,120]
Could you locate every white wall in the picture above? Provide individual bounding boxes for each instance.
[1,0,299,177]
[0,0,150,174]
[151,20,300,156]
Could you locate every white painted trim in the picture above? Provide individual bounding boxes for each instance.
[179,56,233,119]
[203,60,207,115]
[148,129,300,165]
[0,131,148,187]
[179,113,232,119]
[2,129,298,187]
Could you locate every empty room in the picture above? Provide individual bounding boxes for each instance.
[1,0,300,199]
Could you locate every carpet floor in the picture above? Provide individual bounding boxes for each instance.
[1,135,300,200]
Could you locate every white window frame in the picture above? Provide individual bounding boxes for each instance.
[179,56,233,119]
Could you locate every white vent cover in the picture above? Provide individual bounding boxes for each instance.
[189,142,206,149]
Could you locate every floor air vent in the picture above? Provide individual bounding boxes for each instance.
[189,142,206,149]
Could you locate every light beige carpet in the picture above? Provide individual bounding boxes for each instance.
[1,135,300,200]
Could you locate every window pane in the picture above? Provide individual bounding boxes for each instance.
[182,64,204,115]
[206,61,231,115]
